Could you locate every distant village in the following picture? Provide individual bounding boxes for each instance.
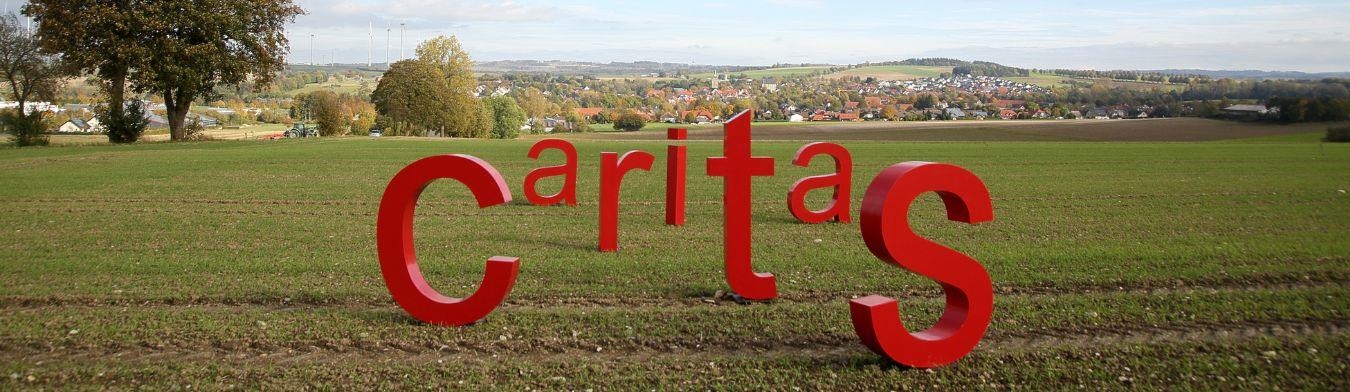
[468,72,1280,133]
[4,67,1296,136]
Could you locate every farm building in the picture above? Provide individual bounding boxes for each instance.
[58,118,95,133]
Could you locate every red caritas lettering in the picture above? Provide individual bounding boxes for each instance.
[374,111,999,368]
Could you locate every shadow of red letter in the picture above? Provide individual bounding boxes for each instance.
[524,139,578,206]
[377,154,520,326]
[852,162,994,368]
[788,142,853,223]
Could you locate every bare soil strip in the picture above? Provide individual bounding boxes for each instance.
[0,272,1341,308]
[2,317,1340,366]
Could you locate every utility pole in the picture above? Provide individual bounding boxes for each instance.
[399,22,406,60]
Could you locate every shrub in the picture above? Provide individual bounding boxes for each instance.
[99,101,149,144]
[1326,126,1350,143]
[2,111,49,146]
[613,112,646,132]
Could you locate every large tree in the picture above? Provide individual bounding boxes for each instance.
[371,60,453,136]
[483,96,524,139]
[24,0,148,142]
[134,1,304,140]
[24,0,304,141]
[414,35,486,138]
[0,14,61,146]
[293,90,345,136]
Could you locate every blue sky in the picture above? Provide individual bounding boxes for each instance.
[285,0,1350,71]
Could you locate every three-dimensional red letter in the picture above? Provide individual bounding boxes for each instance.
[787,142,853,223]
[524,139,578,206]
[599,151,655,252]
[706,111,777,300]
[666,128,687,226]
[376,154,520,326]
[852,161,995,368]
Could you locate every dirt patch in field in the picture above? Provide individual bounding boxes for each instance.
[539,119,1343,142]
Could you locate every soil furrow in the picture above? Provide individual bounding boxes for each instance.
[0,317,1340,365]
[0,273,1340,309]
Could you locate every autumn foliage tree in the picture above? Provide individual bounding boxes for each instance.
[293,90,345,136]
[371,60,453,136]
[414,35,486,138]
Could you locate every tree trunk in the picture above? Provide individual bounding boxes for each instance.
[108,68,126,120]
[99,67,128,143]
[165,88,191,141]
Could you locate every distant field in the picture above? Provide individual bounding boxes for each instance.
[689,66,836,80]
[1007,71,1071,88]
[1068,76,1187,92]
[827,65,951,80]
[545,118,1344,142]
[285,80,369,96]
[1,125,1346,389]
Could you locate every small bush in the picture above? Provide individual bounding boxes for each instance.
[613,112,646,132]
[1325,126,1350,143]
[99,101,149,144]
[2,111,50,147]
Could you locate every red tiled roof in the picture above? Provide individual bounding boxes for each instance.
[575,108,605,117]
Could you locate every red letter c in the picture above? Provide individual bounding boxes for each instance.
[376,154,520,326]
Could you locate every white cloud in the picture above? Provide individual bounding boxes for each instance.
[296,0,561,27]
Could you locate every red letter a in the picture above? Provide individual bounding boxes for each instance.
[788,142,853,223]
[524,139,578,206]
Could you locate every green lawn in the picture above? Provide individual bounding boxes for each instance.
[0,134,1346,389]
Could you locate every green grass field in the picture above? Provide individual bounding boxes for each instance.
[689,66,836,80]
[1,125,1347,389]
[1007,71,1072,88]
[828,65,952,80]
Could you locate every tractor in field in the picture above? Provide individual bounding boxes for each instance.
[284,123,317,138]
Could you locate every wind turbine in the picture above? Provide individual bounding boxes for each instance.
[368,22,374,67]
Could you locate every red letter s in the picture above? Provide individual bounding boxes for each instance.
[852,162,994,368]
